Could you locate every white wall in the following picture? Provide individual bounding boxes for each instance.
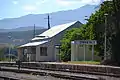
[36,40,55,61]
[36,21,82,61]
[71,43,101,61]
[18,48,23,60]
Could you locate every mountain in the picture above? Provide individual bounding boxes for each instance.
[0,5,97,29]
[0,29,47,45]
[0,26,45,32]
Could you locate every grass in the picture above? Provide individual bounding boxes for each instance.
[63,61,100,65]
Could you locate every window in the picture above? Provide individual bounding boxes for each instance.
[40,47,47,56]
[31,47,36,54]
[79,45,83,47]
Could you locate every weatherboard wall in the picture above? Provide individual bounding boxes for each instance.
[71,43,101,61]
[18,21,82,62]
[35,21,82,61]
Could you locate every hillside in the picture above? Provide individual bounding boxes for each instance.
[0,26,44,32]
[0,29,47,45]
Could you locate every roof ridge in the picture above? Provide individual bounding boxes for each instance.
[32,21,80,41]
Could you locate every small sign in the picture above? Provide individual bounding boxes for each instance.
[71,40,97,45]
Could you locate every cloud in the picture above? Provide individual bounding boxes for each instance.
[35,2,41,5]
[56,0,102,6]
[79,0,101,5]
[12,0,18,4]
[56,0,77,6]
[35,0,46,5]
[23,5,38,12]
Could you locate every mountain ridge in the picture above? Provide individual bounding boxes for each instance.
[0,29,47,45]
[0,26,45,32]
[0,4,97,30]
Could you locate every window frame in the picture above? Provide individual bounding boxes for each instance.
[40,47,47,56]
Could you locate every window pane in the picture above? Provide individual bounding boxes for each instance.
[40,47,47,56]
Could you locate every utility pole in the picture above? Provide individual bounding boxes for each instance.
[48,14,50,29]
[104,13,108,60]
[45,14,51,29]
[8,36,12,62]
[33,24,36,38]
[8,44,11,62]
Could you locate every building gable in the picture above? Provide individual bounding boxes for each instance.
[32,21,82,41]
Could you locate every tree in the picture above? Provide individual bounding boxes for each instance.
[111,0,120,65]
[60,0,120,65]
[84,0,120,65]
[0,47,6,61]
[60,28,84,61]
[85,1,114,58]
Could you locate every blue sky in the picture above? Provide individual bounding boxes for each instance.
[0,0,103,19]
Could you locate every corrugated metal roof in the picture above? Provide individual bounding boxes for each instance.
[32,21,79,41]
[19,40,48,48]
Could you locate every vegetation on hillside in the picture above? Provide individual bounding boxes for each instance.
[0,29,46,45]
[0,46,18,61]
[0,47,6,61]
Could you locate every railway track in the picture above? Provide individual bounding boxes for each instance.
[0,66,120,80]
[0,66,100,80]
[0,62,120,80]
[0,76,19,80]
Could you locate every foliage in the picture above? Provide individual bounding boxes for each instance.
[0,48,5,61]
[81,1,120,62]
[84,1,114,58]
[111,0,120,64]
[60,0,120,65]
[60,28,84,61]
[63,61,100,65]
[0,46,18,61]
[85,1,120,65]
[60,1,113,61]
